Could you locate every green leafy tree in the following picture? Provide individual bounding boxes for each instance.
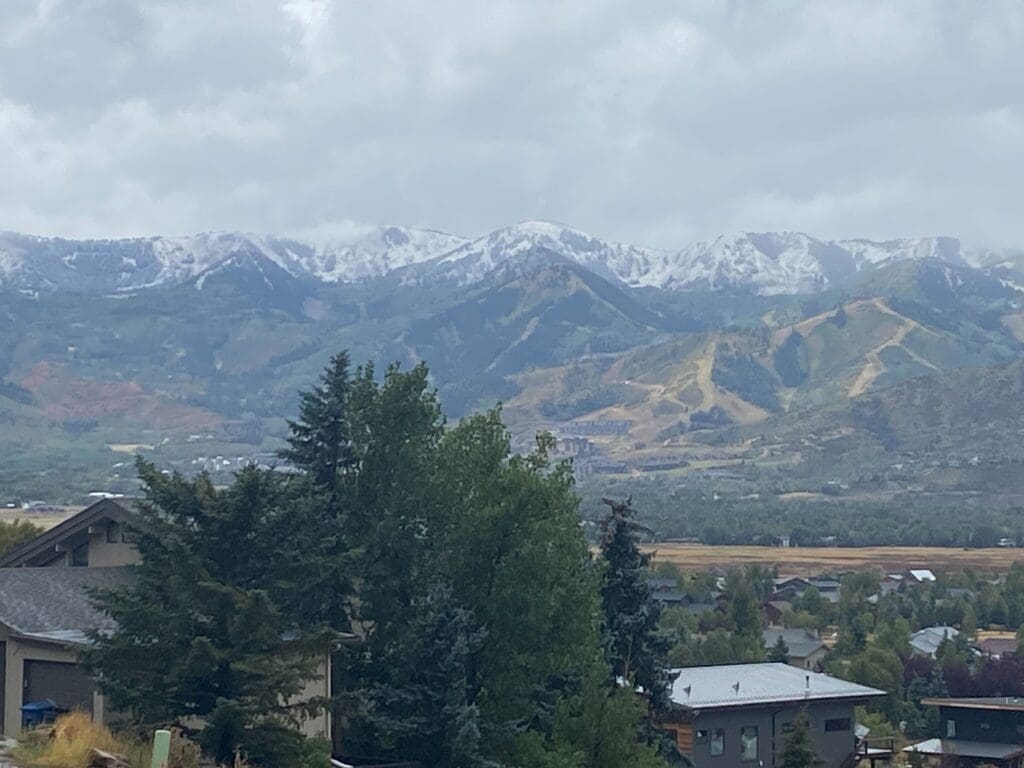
[85,462,337,767]
[0,518,43,558]
[847,647,903,723]
[778,710,824,768]
[283,356,664,766]
[727,569,764,639]
[598,497,671,714]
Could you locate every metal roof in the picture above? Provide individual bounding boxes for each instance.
[922,697,1024,712]
[668,663,884,710]
[904,739,1024,760]
[910,626,959,656]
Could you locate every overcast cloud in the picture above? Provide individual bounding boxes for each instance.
[1,0,1022,248]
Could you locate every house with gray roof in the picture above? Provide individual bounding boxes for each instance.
[762,628,827,670]
[658,663,885,768]
[910,626,960,658]
[905,697,1024,767]
[0,567,130,735]
[0,498,332,740]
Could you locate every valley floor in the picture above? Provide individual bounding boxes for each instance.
[645,543,1024,573]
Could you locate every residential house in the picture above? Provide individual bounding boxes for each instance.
[0,498,138,569]
[905,698,1024,767]
[807,579,842,604]
[905,569,937,585]
[0,499,333,740]
[649,578,687,607]
[910,626,960,658]
[658,663,885,768]
[762,628,827,671]
[879,574,904,596]
[763,600,793,626]
[769,576,840,605]
[974,637,1018,659]
[770,577,812,602]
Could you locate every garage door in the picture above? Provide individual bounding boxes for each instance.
[23,660,93,715]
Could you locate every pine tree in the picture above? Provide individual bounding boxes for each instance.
[597,497,672,715]
[367,582,489,768]
[778,710,824,768]
[768,635,790,663]
[85,462,338,767]
[279,351,355,492]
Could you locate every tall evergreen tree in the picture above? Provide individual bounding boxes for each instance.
[279,351,355,492]
[778,710,824,768]
[597,497,671,715]
[85,462,338,767]
[366,582,489,768]
[768,635,790,663]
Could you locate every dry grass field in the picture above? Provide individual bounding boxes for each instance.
[0,508,79,530]
[645,543,1024,574]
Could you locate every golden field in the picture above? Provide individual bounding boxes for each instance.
[644,543,1024,574]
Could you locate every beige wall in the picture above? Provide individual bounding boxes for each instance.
[792,647,828,671]
[0,627,107,737]
[0,631,331,742]
[85,529,140,567]
[294,654,332,740]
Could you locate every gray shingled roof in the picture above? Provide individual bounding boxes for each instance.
[668,663,884,710]
[0,567,131,645]
[762,628,825,659]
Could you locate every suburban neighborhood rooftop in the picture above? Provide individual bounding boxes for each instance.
[904,738,1024,760]
[667,662,884,710]
[921,697,1024,711]
[0,566,131,645]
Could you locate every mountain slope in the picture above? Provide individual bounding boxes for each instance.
[4,222,1020,296]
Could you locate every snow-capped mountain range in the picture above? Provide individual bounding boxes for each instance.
[1,221,1020,296]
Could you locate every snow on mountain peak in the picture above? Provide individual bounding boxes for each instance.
[0,223,1015,296]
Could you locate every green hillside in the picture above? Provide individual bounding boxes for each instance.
[2,249,1023,504]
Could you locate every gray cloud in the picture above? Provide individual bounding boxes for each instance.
[2,0,1022,247]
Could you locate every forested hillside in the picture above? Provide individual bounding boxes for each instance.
[2,224,1024,513]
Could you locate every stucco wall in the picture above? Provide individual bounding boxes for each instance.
[0,627,107,737]
[85,530,140,567]
[294,654,331,740]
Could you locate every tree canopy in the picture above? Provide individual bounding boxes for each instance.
[89,353,668,767]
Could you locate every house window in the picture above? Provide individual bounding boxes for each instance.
[825,718,851,732]
[710,729,725,756]
[781,722,795,734]
[107,521,121,543]
[741,727,758,761]
[695,730,708,744]
[71,542,89,567]
[946,719,956,738]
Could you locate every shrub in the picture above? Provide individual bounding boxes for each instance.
[13,711,148,768]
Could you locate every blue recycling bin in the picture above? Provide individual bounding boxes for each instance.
[20,699,61,728]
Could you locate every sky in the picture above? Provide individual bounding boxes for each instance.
[1,0,1022,248]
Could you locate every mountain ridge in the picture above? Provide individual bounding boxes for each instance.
[3,222,1023,297]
